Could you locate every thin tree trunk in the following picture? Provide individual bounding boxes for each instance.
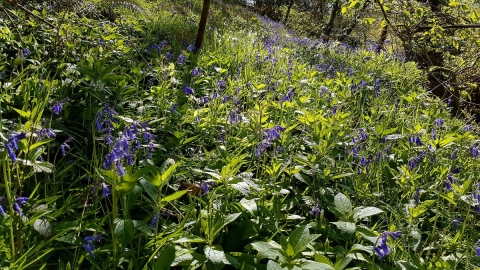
[376,24,388,53]
[339,0,370,41]
[194,0,211,52]
[284,0,294,25]
[324,0,340,38]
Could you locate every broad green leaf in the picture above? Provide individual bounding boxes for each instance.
[32,161,54,173]
[240,199,258,217]
[410,200,435,218]
[139,178,159,201]
[315,253,332,265]
[251,242,286,262]
[29,139,53,151]
[288,226,321,257]
[267,260,283,270]
[114,218,135,246]
[334,193,352,216]
[12,108,31,118]
[353,207,384,221]
[204,245,226,265]
[299,260,335,270]
[161,162,181,184]
[154,245,176,270]
[174,236,207,243]
[331,221,356,235]
[33,219,52,237]
[133,220,152,235]
[409,229,421,251]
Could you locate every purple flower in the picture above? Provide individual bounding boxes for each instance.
[414,188,421,204]
[191,67,199,77]
[218,80,226,90]
[0,205,5,216]
[453,219,459,231]
[13,202,22,215]
[83,234,103,257]
[434,118,444,127]
[476,246,480,257]
[101,183,111,197]
[116,162,125,177]
[187,44,196,52]
[52,97,69,115]
[150,213,160,228]
[281,89,295,103]
[177,54,186,65]
[375,233,390,259]
[450,167,461,174]
[387,231,402,240]
[445,180,453,191]
[309,206,321,217]
[5,143,17,162]
[16,197,29,205]
[60,138,73,157]
[201,182,212,194]
[22,48,31,57]
[229,110,242,125]
[183,85,194,95]
[465,125,472,132]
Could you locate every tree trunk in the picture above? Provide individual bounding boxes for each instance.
[324,0,340,38]
[194,0,211,52]
[284,0,294,25]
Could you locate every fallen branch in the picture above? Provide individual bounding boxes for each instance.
[2,0,56,29]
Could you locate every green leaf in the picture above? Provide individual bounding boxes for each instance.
[114,218,135,246]
[33,219,52,237]
[299,260,335,270]
[334,193,352,217]
[154,245,176,270]
[161,190,189,204]
[315,253,332,265]
[288,226,321,257]
[174,236,207,244]
[204,245,226,265]
[240,199,258,217]
[251,242,286,262]
[353,207,384,221]
[12,108,31,118]
[32,161,55,173]
[139,178,159,201]
[267,260,283,270]
[409,229,422,251]
[333,257,352,270]
[331,221,356,235]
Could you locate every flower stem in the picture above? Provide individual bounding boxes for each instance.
[3,159,16,261]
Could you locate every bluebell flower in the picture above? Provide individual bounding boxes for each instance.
[52,97,69,115]
[450,167,460,174]
[191,67,199,77]
[445,180,453,191]
[187,44,196,52]
[177,54,186,65]
[101,183,111,197]
[150,213,160,228]
[431,128,437,140]
[281,89,295,103]
[453,219,460,231]
[229,110,242,125]
[465,125,472,132]
[434,118,444,127]
[13,202,22,215]
[60,138,73,157]
[201,182,211,194]
[471,145,479,158]
[218,79,226,90]
[414,188,421,204]
[116,162,125,177]
[183,85,194,95]
[375,233,390,259]
[22,48,31,57]
[0,205,5,216]
[476,246,480,257]
[83,234,103,257]
[309,206,321,217]
[387,231,402,240]
[5,144,17,162]
[331,105,338,116]
[374,79,383,96]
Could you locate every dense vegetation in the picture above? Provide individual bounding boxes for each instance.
[1,0,480,269]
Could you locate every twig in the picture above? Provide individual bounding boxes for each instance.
[3,0,56,29]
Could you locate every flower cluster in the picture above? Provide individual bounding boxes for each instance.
[82,234,103,257]
[52,97,69,115]
[409,135,423,146]
[375,231,402,259]
[255,125,285,156]
[95,105,156,177]
[4,131,27,162]
[0,196,30,216]
[408,151,427,169]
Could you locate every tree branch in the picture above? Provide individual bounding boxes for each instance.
[2,0,56,29]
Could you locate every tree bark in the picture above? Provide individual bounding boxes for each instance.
[194,0,211,52]
[324,0,341,38]
[284,0,294,25]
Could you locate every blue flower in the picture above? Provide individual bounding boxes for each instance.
[150,213,160,228]
[281,89,295,103]
[445,180,453,191]
[434,118,444,127]
[177,54,186,65]
[5,143,17,162]
[476,246,480,257]
[13,202,22,215]
[309,206,321,217]
[465,125,472,132]
[183,85,194,95]
[116,162,125,177]
[375,233,390,259]
[52,97,69,115]
[414,188,421,204]
[0,205,5,216]
[60,138,73,157]
[201,182,212,194]
[191,67,199,77]
[22,48,31,57]
[83,234,103,257]
[101,183,111,197]
[453,219,460,231]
